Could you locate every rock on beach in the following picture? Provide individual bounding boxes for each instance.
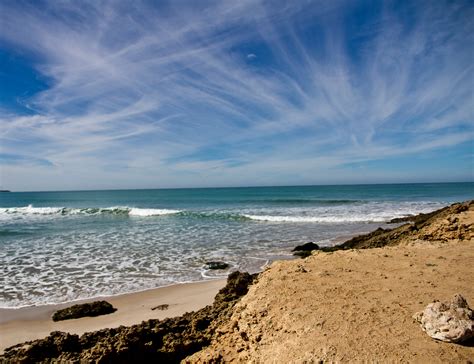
[52,301,117,321]
[413,294,474,343]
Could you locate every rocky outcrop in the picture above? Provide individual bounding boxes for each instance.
[322,200,473,251]
[413,294,474,343]
[292,242,320,252]
[52,301,116,321]
[292,242,320,258]
[387,207,451,225]
[1,272,257,363]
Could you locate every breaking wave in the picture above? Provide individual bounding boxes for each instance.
[0,205,181,217]
[243,214,388,223]
[0,200,445,224]
[240,198,362,205]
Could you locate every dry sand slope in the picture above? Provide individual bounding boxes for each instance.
[188,203,474,363]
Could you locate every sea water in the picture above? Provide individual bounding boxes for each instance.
[0,182,472,307]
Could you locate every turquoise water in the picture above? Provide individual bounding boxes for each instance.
[0,182,472,307]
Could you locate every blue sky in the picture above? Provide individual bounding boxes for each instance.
[0,0,473,191]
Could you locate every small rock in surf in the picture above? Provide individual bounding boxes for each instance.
[205,261,230,270]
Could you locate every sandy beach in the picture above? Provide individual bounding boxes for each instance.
[0,279,226,353]
[191,241,474,362]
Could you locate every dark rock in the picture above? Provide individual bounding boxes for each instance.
[1,271,257,363]
[293,251,312,258]
[214,271,256,303]
[52,301,116,321]
[151,304,169,311]
[388,215,415,223]
[388,205,462,227]
[292,242,320,252]
[205,261,229,270]
[2,331,81,364]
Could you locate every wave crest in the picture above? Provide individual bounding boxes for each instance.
[244,214,388,223]
[250,198,362,205]
[0,205,181,217]
[128,208,181,216]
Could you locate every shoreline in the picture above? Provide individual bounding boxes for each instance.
[0,278,226,353]
[0,276,228,312]
[0,230,362,311]
[0,230,360,353]
[0,226,424,353]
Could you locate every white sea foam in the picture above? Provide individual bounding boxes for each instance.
[0,205,181,218]
[128,208,181,216]
[0,205,65,215]
[243,201,445,223]
[243,214,389,223]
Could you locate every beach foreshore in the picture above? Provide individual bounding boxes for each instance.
[0,279,226,353]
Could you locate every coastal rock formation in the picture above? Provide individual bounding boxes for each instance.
[1,272,257,363]
[413,294,474,343]
[293,242,320,258]
[52,301,116,321]
[292,250,312,258]
[292,242,320,251]
[322,200,473,251]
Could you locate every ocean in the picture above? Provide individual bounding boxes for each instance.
[0,182,472,308]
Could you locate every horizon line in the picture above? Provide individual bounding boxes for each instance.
[3,180,473,194]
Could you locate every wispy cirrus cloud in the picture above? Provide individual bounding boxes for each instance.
[0,0,472,190]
